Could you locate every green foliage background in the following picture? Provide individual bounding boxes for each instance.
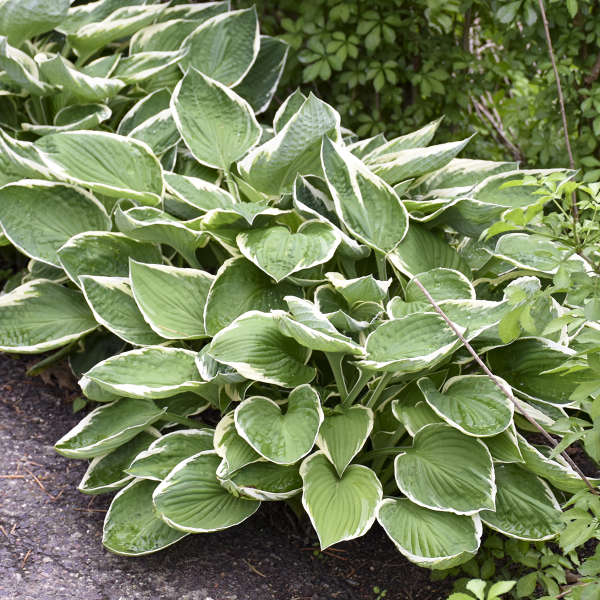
[239,0,600,178]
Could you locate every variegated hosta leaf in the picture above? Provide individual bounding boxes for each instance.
[0,0,69,45]
[130,18,200,53]
[483,426,524,464]
[518,435,600,492]
[222,462,302,501]
[112,50,185,85]
[234,384,323,465]
[58,231,162,284]
[394,423,495,515]
[153,451,261,532]
[180,8,260,87]
[36,131,164,205]
[239,93,341,195]
[234,35,288,114]
[36,54,124,102]
[0,130,54,186]
[378,498,482,570]
[317,405,373,476]
[160,2,230,23]
[103,478,187,556]
[237,221,341,283]
[164,171,235,213]
[392,394,443,437]
[321,137,408,254]
[127,429,214,481]
[55,398,166,459]
[275,297,364,355]
[487,337,595,405]
[80,275,163,346]
[115,207,205,268]
[118,88,171,136]
[0,280,96,353]
[208,311,315,388]
[367,138,471,186]
[129,260,213,340]
[0,180,110,268]
[360,312,463,373]
[301,452,382,549]
[22,103,112,136]
[125,109,180,156]
[405,268,475,303]
[480,464,562,541]
[83,347,206,399]
[171,67,261,169]
[204,257,300,336]
[214,412,261,478]
[325,272,390,306]
[417,376,514,437]
[273,89,306,133]
[79,429,159,494]
[388,222,471,278]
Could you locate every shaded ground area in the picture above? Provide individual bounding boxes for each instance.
[0,354,451,600]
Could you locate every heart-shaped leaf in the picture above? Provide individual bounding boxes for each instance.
[360,312,463,373]
[0,280,97,353]
[129,260,213,340]
[80,275,163,346]
[171,67,261,169]
[103,478,188,556]
[0,180,111,268]
[301,452,382,549]
[237,221,340,283]
[84,347,206,399]
[480,464,562,541]
[127,429,214,481]
[378,498,482,570]
[321,136,409,254]
[317,405,373,476]
[235,384,323,465]
[418,376,513,437]
[79,429,159,494]
[153,451,260,532]
[208,311,315,388]
[55,398,166,459]
[204,257,300,336]
[394,423,495,515]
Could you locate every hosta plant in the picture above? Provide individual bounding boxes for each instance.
[0,0,599,570]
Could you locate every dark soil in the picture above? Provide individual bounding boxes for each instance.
[0,354,451,600]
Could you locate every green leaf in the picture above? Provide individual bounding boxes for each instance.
[222,461,302,501]
[103,478,187,556]
[273,89,307,133]
[482,426,524,464]
[22,103,112,136]
[417,376,513,437]
[395,423,495,514]
[0,0,69,45]
[239,93,341,195]
[78,429,158,494]
[405,268,475,303]
[84,346,206,399]
[0,37,56,96]
[234,35,289,114]
[117,87,171,136]
[208,311,315,388]
[378,498,482,569]
[180,8,260,87]
[365,119,442,159]
[129,260,213,340]
[317,405,373,476]
[164,171,236,213]
[325,272,389,306]
[204,257,300,336]
[0,180,110,268]
[171,67,261,169]
[321,136,408,253]
[127,429,214,481]
[494,233,574,274]
[58,231,162,284]
[37,131,164,205]
[300,451,382,549]
[153,451,260,532]
[214,412,261,477]
[480,464,562,541]
[0,130,53,186]
[516,572,538,598]
[0,280,96,353]
[388,222,471,278]
[112,50,184,85]
[488,581,516,598]
[235,384,323,465]
[237,221,341,282]
[55,398,166,459]
[124,109,180,156]
[80,275,163,346]
[360,312,462,373]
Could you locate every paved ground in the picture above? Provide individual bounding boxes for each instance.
[0,354,451,600]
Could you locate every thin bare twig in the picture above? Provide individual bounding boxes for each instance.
[411,275,599,495]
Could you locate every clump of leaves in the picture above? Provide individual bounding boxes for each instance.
[0,0,598,571]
